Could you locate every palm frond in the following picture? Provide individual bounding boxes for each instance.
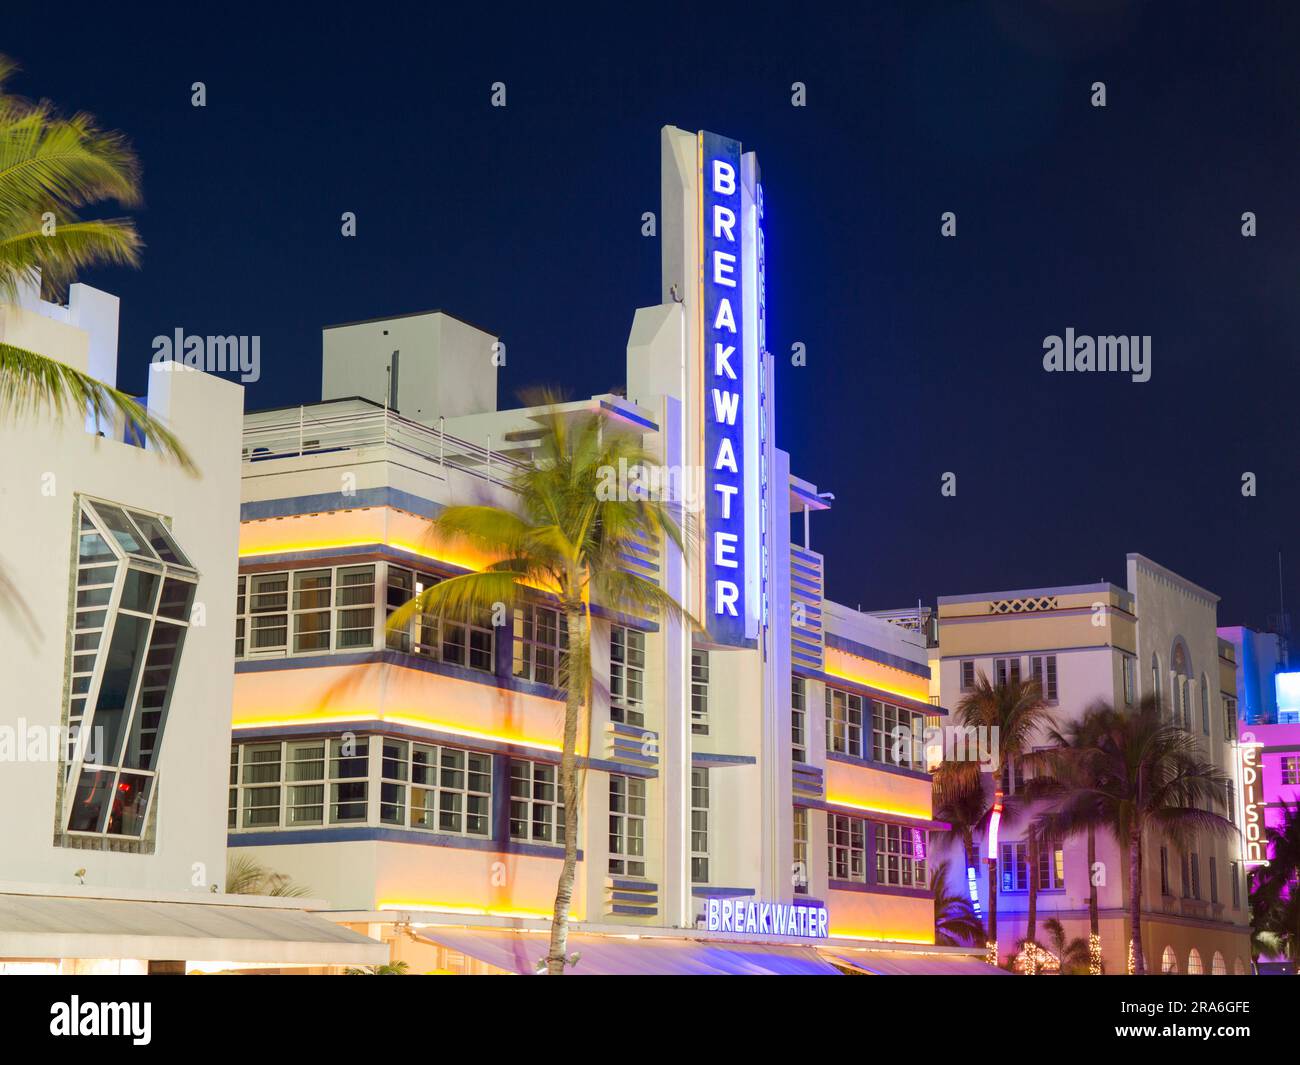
[0,341,196,472]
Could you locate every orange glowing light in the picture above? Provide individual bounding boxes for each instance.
[821,664,930,706]
[379,902,577,921]
[823,795,933,823]
[231,712,569,754]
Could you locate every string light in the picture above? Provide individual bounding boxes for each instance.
[1089,933,1102,976]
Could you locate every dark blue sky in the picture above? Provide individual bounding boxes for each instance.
[8,1,1298,632]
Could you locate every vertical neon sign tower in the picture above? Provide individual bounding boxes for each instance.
[698,131,764,648]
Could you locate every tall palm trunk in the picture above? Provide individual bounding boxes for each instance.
[1026,834,1039,973]
[1128,825,1145,975]
[1087,826,1101,973]
[546,599,588,974]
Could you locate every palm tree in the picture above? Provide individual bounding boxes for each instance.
[0,55,191,469]
[931,860,984,946]
[387,402,695,974]
[1055,698,1234,974]
[225,854,310,897]
[1032,712,1111,973]
[952,674,1054,966]
[344,961,410,975]
[1041,916,1090,975]
[933,761,990,927]
[1255,802,1300,909]
[1252,803,1300,965]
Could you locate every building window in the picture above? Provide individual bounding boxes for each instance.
[1282,756,1300,786]
[1223,696,1237,740]
[329,737,369,824]
[239,563,379,658]
[1187,948,1204,976]
[239,743,282,828]
[870,700,926,769]
[608,774,646,877]
[691,768,710,883]
[1150,654,1161,707]
[960,660,976,691]
[409,743,491,835]
[610,626,646,727]
[235,575,246,657]
[825,686,863,758]
[1180,853,1190,898]
[1000,840,1062,892]
[995,657,1021,688]
[61,499,197,841]
[509,759,565,845]
[514,602,569,686]
[1230,860,1241,909]
[1200,676,1211,735]
[1190,853,1201,900]
[1226,782,1235,824]
[1029,655,1057,701]
[382,565,495,671]
[1160,846,1171,896]
[286,741,327,825]
[827,813,866,882]
[228,747,239,828]
[791,675,807,762]
[877,823,928,888]
[1209,856,1219,904]
[792,806,809,893]
[691,650,709,736]
[1122,655,1136,706]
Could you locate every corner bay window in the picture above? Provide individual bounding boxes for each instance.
[62,499,197,841]
[229,736,491,836]
[238,562,496,670]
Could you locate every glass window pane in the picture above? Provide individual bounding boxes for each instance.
[68,769,114,832]
[106,773,153,836]
[120,568,161,614]
[88,613,151,765]
[127,512,191,567]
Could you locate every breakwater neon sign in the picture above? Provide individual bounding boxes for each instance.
[705,897,829,940]
[699,131,761,647]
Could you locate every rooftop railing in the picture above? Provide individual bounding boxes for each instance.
[241,401,526,489]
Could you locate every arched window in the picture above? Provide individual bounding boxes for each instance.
[1151,654,1162,708]
[1170,640,1192,729]
[1161,945,1178,974]
[1211,951,1226,975]
[1187,948,1204,975]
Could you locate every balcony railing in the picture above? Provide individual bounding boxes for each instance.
[241,401,526,489]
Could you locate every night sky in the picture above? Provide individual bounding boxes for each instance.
[6,2,1298,632]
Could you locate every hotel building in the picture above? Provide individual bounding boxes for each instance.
[0,278,389,973]
[224,127,998,974]
[931,557,1253,975]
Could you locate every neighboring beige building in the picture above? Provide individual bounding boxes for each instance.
[931,555,1251,975]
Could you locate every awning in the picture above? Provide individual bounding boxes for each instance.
[417,928,843,975]
[821,949,1012,975]
[0,892,388,967]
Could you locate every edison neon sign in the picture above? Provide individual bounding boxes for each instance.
[700,131,760,646]
[705,897,829,940]
[1239,737,1269,867]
